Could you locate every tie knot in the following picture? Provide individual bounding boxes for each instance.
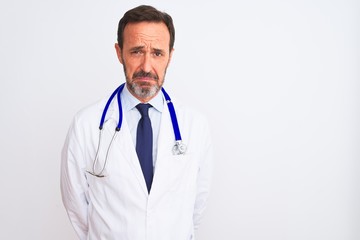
[136,103,152,118]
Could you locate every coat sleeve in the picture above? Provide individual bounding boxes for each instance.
[193,119,214,230]
[60,117,89,240]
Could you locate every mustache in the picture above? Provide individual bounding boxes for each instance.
[133,70,159,80]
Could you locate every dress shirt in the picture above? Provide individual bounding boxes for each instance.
[121,84,164,168]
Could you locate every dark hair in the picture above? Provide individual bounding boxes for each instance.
[117,5,175,51]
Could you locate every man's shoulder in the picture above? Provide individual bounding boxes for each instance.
[75,98,106,118]
[71,96,111,128]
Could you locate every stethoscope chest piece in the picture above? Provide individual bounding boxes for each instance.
[172,141,187,155]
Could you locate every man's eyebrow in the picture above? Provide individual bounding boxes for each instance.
[130,46,145,51]
[129,46,165,53]
[153,48,165,53]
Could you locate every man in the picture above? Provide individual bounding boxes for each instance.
[61,5,213,240]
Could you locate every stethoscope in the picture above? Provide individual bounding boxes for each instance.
[87,83,187,177]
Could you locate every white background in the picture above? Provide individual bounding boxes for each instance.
[0,0,359,239]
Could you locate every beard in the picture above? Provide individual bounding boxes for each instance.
[122,63,167,100]
[129,79,159,100]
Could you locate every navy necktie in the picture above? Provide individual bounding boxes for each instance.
[136,103,153,193]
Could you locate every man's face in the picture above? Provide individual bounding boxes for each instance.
[115,21,174,102]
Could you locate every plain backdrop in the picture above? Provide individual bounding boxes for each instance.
[0,0,359,239]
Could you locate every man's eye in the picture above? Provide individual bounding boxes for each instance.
[153,52,163,57]
[131,50,142,55]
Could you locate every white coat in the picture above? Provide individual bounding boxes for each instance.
[60,92,213,240]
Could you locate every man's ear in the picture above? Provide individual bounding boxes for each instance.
[115,43,123,64]
[168,48,174,64]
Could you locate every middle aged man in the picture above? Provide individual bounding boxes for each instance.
[61,5,213,240]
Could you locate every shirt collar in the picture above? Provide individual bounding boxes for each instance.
[121,84,164,113]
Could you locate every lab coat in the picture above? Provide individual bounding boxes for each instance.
[61,92,213,240]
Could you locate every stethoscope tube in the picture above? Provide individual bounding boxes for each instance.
[99,83,125,130]
[161,88,181,141]
[88,83,186,177]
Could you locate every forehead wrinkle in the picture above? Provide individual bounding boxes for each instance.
[136,33,160,44]
[132,33,165,51]
[136,32,159,40]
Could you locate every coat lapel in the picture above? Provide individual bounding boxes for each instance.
[106,102,149,196]
[150,103,191,198]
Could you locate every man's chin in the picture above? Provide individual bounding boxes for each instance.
[132,84,158,99]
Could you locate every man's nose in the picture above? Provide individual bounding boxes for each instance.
[141,53,152,73]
